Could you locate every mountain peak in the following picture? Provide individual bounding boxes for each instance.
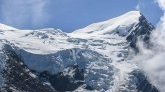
[70,11,142,38]
[123,11,141,17]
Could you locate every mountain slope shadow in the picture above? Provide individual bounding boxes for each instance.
[2,50,56,92]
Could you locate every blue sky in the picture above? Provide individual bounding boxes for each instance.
[0,0,163,32]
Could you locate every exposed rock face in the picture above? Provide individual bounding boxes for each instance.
[38,65,84,92]
[130,70,159,92]
[118,70,159,92]
[1,50,56,92]
[126,15,154,52]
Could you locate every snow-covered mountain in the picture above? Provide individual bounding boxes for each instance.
[0,11,159,92]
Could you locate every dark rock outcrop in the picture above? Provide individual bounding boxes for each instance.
[1,50,56,92]
[126,14,154,52]
[129,70,159,92]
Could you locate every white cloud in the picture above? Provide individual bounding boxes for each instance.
[133,0,165,92]
[135,4,140,10]
[1,0,49,28]
[155,0,165,32]
[135,1,143,11]
[156,0,165,10]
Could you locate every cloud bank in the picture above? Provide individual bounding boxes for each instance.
[156,0,165,31]
[0,0,49,28]
[133,0,165,91]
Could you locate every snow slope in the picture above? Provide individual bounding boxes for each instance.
[70,11,140,39]
[0,11,140,54]
[0,23,18,31]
